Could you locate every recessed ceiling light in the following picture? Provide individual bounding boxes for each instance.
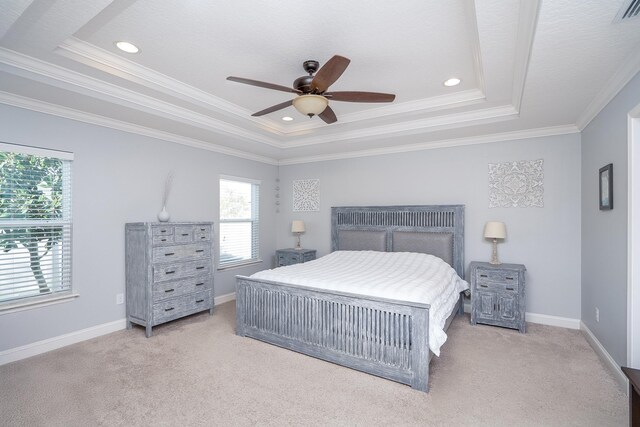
[115,41,140,54]
[444,78,461,87]
[282,116,294,121]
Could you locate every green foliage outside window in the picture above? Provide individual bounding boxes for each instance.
[0,152,64,293]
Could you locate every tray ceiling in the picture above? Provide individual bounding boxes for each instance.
[1,0,639,164]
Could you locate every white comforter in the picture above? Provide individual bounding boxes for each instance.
[250,250,469,356]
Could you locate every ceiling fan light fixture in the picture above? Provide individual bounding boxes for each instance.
[444,78,461,87]
[292,94,328,117]
[115,41,140,54]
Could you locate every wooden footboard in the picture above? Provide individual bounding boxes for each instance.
[236,276,431,391]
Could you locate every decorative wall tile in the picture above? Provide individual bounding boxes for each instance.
[489,159,544,208]
[293,179,320,212]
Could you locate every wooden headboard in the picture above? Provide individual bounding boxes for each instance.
[331,205,465,278]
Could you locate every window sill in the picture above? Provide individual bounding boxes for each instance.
[0,293,80,315]
[217,259,263,271]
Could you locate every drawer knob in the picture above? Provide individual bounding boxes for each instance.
[480,284,488,288]
[196,299,204,303]
[161,238,167,242]
[164,288,174,293]
[165,307,174,312]
[160,230,167,233]
[195,282,204,287]
[506,277,514,280]
[181,233,189,236]
[164,252,175,257]
[165,270,175,275]
[196,266,205,270]
[195,249,204,253]
[480,274,487,278]
[506,287,514,291]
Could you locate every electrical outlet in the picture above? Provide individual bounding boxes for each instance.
[595,307,600,322]
[116,293,124,305]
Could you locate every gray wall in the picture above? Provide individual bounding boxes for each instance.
[278,133,582,319]
[581,71,640,365]
[0,104,278,351]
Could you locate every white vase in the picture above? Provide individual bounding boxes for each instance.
[157,206,170,222]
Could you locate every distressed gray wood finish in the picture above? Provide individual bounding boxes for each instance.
[236,205,465,392]
[126,222,214,337]
[276,248,317,267]
[469,261,526,333]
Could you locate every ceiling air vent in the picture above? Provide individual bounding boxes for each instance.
[614,0,640,22]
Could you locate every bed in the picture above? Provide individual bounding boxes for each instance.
[235,205,466,392]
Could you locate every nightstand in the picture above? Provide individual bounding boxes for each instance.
[276,248,316,267]
[470,261,526,333]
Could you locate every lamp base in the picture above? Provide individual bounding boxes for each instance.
[295,233,302,250]
[490,239,501,265]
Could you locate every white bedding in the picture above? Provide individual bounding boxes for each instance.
[251,250,469,356]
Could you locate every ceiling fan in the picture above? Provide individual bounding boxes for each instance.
[227,55,396,124]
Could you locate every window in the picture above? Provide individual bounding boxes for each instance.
[0,143,73,306]
[219,176,260,268]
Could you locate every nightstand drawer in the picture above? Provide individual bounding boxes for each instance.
[476,268,519,285]
[476,281,518,293]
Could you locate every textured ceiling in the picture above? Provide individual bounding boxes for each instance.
[0,0,639,164]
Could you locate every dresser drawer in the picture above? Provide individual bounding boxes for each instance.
[152,234,175,245]
[303,252,315,262]
[476,268,519,285]
[153,290,212,323]
[174,225,194,243]
[152,242,211,263]
[152,225,173,236]
[153,259,212,282]
[194,225,211,242]
[152,276,212,302]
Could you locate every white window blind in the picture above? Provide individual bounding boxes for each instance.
[0,146,73,304]
[219,176,260,268]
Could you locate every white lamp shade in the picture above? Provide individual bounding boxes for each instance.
[292,95,328,116]
[484,221,506,239]
[291,220,305,233]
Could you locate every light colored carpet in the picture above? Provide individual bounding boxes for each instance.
[1,302,627,426]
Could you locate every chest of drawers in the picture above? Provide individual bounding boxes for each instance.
[470,261,526,333]
[276,248,317,267]
[125,222,214,337]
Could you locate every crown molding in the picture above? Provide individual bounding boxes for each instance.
[0,91,279,165]
[511,0,541,113]
[279,124,579,165]
[57,38,489,136]
[56,38,283,134]
[576,47,640,130]
[466,0,486,96]
[283,104,518,147]
[0,47,284,148]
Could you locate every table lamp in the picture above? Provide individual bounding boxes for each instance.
[484,221,506,265]
[292,220,305,250]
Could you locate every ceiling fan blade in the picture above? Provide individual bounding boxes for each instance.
[318,106,337,124]
[311,55,351,93]
[251,99,294,117]
[325,91,396,103]
[227,76,301,94]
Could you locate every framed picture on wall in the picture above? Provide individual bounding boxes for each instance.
[599,163,613,210]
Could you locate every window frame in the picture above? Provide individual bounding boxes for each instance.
[218,174,261,270]
[0,142,77,314]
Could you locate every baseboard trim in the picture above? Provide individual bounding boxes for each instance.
[0,291,237,366]
[214,291,236,305]
[462,303,580,329]
[0,318,127,366]
[580,321,627,393]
